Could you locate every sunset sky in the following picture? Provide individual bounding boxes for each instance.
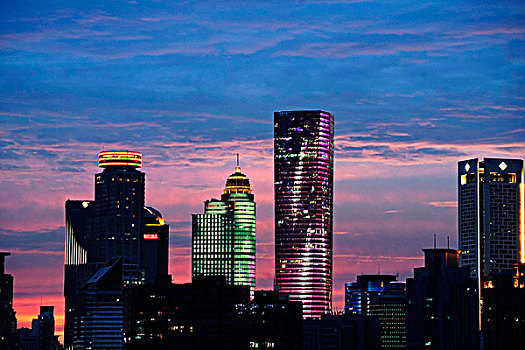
[1,0,524,339]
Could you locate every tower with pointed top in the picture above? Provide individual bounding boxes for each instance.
[192,157,256,296]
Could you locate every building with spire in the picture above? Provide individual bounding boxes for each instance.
[192,155,256,297]
[274,110,334,318]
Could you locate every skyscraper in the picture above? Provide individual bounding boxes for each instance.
[93,151,145,282]
[0,252,17,349]
[344,275,397,315]
[458,158,524,278]
[274,110,334,318]
[368,282,407,349]
[32,306,58,350]
[192,157,256,296]
[345,275,406,349]
[406,249,479,350]
[482,262,525,350]
[64,151,169,349]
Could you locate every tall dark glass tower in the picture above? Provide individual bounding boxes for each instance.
[274,110,334,318]
[192,157,256,297]
[93,151,145,282]
[64,151,169,349]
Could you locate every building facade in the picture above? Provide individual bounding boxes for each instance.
[482,263,525,350]
[192,159,256,296]
[248,290,303,349]
[64,151,169,349]
[123,275,250,349]
[73,258,123,350]
[406,249,479,350]
[458,158,524,278]
[303,313,380,350]
[32,306,60,350]
[368,282,406,349]
[344,275,397,315]
[274,110,334,318]
[0,252,17,349]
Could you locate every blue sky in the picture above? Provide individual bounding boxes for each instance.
[1,0,524,334]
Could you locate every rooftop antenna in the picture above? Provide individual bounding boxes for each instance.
[447,236,450,249]
[434,234,437,249]
[378,262,381,275]
[235,153,240,172]
[396,269,400,279]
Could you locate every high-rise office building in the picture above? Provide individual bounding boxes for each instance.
[482,263,525,350]
[93,151,145,282]
[248,290,303,350]
[0,252,17,349]
[64,151,169,349]
[192,157,256,296]
[345,275,406,349]
[124,275,250,349]
[74,257,124,350]
[19,306,60,350]
[458,158,524,278]
[369,282,407,350]
[344,275,397,315]
[406,249,479,350]
[274,110,334,318]
[32,306,57,350]
[303,313,380,350]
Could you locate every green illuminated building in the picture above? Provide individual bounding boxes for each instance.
[192,157,256,297]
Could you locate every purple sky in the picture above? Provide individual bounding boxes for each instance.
[1,0,524,338]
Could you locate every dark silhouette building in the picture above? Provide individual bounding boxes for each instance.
[369,282,406,349]
[482,262,525,350]
[18,307,61,350]
[274,110,334,319]
[123,275,250,349]
[73,258,123,350]
[123,277,305,350]
[406,249,479,350]
[345,275,406,349]
[17,327,38,350]
[0,252,17,349]
[64,151,169,349]
[248,290,303,349]
[33,306,56,350]
[303,313,380,350]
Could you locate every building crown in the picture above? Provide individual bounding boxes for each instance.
[224,154,252,194]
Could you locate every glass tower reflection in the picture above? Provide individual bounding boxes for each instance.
[274,110,334,318]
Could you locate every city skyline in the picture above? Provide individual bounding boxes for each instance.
[1,0,524,340]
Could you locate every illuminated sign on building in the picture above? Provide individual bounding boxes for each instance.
[98,151,143,168]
